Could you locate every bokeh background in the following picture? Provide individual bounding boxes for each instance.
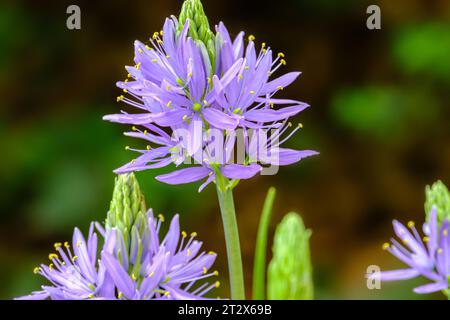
[1,0,450,300]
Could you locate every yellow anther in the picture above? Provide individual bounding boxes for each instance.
[166,85,171,91]
[64,241,70,248]
[278,52,285,58]
[135,62,141,69]
[281,59,287,65]
[131,273,137,281]
[116,95,124,102]
[203,267,207,274]
[146,145,151,150]
[215,281,220,288]
[208,251,216,255]
[182,115,188,121]
[288,122,293,127]
[164,291,170,297]
[54,242,62,249]
[166,101,173,107]
[407,221,415,228]
[423,236,430,242]
[124,79,128,83]
[72,255,78,262]
[88,294,94,299]
[191,232,197,238]
[158,214,165,222]
[151,59,158,63]
[49,264,54,270]
[244,66,249,70]
[269,102,274,108]
[48,253,58,260]
[118,292,123,298]
[438,248,443,254]
[203,100,208,106]
[382,243,390,250]
[166,55,170,59]
[157,39,163,45]
[262,42,266,48]
[127,73,131,78]
[148,271,154,278]
[186,249,191,257]
[138,48,143,54]
[277,86,284,91]
[125,146,130,150]
[33,267,41,274]
[213,270,219,276]
[444,230,449,236]
[160,30,164,36]
[143,130,148,135]
[262,48,267,53]
[249,90,255,94]
[132,126,137,131]
[182,231,187,238]
[152,32,159,39]
[238,75,243,79]
[248,35,255,41]
[299,123,304,129]
[188,72,193,77]
[145,45,151,50]
[123,88,128,93]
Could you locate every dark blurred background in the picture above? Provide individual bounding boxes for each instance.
[1,0,450,299]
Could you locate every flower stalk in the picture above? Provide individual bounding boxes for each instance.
[215,172,245,299]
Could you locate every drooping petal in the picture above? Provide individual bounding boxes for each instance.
[413,281,448,294]
[155,167,210,185]
[221,164,262,180]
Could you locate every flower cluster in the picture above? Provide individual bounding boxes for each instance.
[17,174,219,300]
[373,206,450,295]
[103,1,317,191]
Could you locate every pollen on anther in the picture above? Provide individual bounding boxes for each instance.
[158,213,165,222]
[215,281,220,288]
[182,231,187,238]
[203,267,207,274]
[382,243,390,250]
[191,232,197,238]
[248,35,255,41]
[407,221,415,228]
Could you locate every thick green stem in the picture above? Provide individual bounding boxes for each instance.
[215,174,245,300]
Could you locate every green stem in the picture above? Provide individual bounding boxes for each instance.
[252,187,276,300]
[215,173,245,300]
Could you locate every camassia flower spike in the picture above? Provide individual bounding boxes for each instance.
[103,0,317,191]
[16,173,219,300]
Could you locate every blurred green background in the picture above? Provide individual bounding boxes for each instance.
[1,0,450,299]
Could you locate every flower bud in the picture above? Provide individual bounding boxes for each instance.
[425,180,450,224]
[268,212,313,300]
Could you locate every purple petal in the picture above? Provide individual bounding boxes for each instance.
[267,149,319,166]
[413,281,448,294]
[152,109,187,127]
[377,269,420,281]
[245,104,309,122]
[103,113,153,125]
[155,167,210,185]
[101,252,135,298]
[261,72,301,95]
[221,164,262,180]
[203,108,238,130]
[162,214,180,255]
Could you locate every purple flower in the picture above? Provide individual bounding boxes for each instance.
[101,212,219,300]
[104,12,317,190]
[17,212,219,300]
[373,206,450,294]
[16,223,115,300]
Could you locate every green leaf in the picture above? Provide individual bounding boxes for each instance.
[252,187,276,300]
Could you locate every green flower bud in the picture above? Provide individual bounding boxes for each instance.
[267,212,313,300]
[178,0,216,68]
[105,173,147,251]
[425,180,450,224]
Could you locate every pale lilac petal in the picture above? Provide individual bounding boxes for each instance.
[376,269,420,281]
[413,281,448,294]
[221,164,262,180]
[245,104,309,122]
[203,108,238,130]
[155,167,210,185]
[261,72,301,94]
